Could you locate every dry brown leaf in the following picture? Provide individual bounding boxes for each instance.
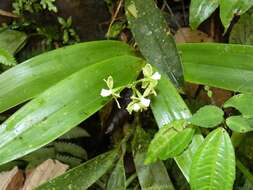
[22,159,69,190]
[0,167,24,190]
[175,27,213,43]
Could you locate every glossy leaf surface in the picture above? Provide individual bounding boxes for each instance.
[0,55,143,165]
[189,0,219,29]
[106,155,126,190]
[125,0,184,87]
[226,116,253,133]
[146,120,195,163]
[0,40,134,113]
[151,74,191,126]
[178,43,253,93]
[132,127,174,190]
[224,94,253,118]
[190,128,235,190]
[189,0,253,30]
[37,150,118,190]
[0,29,27,54]
[220,0,253,30]
[189,105,224,128]
[150,74,197,181]
[175,131,204,182]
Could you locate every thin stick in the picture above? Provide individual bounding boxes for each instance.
[107,0,124,39]
[0,9,19,18]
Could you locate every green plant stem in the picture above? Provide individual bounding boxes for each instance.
[95,179,105,189]
[236,159,253,185]
[126,173,137,187]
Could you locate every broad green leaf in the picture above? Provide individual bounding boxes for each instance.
[132,127,174,190]
[175,131,204,182]
[106,155,126,190]
[0,40,134,113]
[0,28,27,54]
[189,0,253,30]
[189,0,219,29]
[125,0,184,87]
[178,43,253,93]
[151,74,196,181]
[226,116,253,133]
[220,1,253,31]
[0,48,16,66]
[190,128,235,190]
[224,94,253,118]
[151,74,191,126]
[145,120,195,164]
[37,150,118,190]
[0,55,143,165]
[229,12,253,45]
[189,105,224,128]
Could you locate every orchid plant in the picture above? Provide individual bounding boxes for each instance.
[100,64,161,114]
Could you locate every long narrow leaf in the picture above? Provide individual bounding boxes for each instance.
[179,43,253,93]
[106,154,126,190]
[0,40,134,113]
[151,75,198,182]
[175,132,204,182]
[0,55,143,165]
[37,150,118,190]
[125,0,183,87]
[132,127,175,190]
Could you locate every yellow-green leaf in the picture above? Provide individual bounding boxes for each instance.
[190,128,235,190]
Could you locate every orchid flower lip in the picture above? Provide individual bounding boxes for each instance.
[133,103,141,112]
[151,72,161,80]
[140,97,151,107]
[100,89,112,97]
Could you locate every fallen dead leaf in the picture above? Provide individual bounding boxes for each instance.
[0,167,24,190]
[22,159,69,190]
[175,27,213,43]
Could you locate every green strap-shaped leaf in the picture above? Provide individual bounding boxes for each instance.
[0,28,27,54]
[224,94,253,118]
[189,0,219,29]
[132,127,175,190]
[125,0,184,87]
[190,128,235,190]
[106,154,126,190]
[37,150,118,190]
[151,74,196,181]
[178,43,253,93]
[0,40,134,113]
[189,0,253,31]
[0,48,16,66]
[189,105,224,128]
[151,74,191,126]
[0,55,143,165]
[226,116,253,133]
[175,131,204,182]
[145,119,195,164]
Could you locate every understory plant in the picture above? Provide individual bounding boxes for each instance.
[1,0,253,189]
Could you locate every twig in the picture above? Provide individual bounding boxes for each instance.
[107,0,124,39]
[0,9,19,18]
